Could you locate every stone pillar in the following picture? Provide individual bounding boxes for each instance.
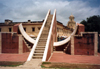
[94,32,98,56]
[18,35,23,54]
[0,33,2,54]
[71,35,74,55]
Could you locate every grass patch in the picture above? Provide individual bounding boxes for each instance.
[41,65,46,68]
[42,62,51,64]
[41,65,86,69]
[0,61,24,67]
[41,62,100,69]
[0,64,21,67]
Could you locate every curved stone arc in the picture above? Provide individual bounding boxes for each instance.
[53,23,78,46]
[18,16,78,47]
[19,23,36,44]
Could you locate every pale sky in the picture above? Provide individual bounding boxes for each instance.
[0,0,100,25]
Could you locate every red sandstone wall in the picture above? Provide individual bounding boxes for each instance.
[13,24,20,34]
[46,37,52,61]
[99,35,100,53]
[65,42,71,54]
[55,42,71,54]
[2,33,19,53]
[46,13,57,61]
[23,41,30,53]
[55,44,66,51]
[74,34,94,55]
[76,23,85,35]
[1,33,30,54]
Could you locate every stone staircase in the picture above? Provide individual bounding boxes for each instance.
[33,15,53,59]
[64,41,70,52]
[23,38,32,51]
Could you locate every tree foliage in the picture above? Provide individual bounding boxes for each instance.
[80,15,100,34]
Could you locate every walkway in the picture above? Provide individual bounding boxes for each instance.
[0,52,29,62]
[49,51,100,64]
[0,59,42,69]
[0,53,42,69]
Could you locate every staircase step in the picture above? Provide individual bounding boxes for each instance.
[39,38,47,40]
[36,46,45,48]
[42,32,48,35]
[38,40,47,42]
[35,48,45,50]
[40,35,48,38]
[42,31,49,33]
[46,24,51,26]
[35,50,44,53]
[43,27,49,30]
[47,16,52,19]
[37,44,46,46]
[33,53,43,56]
[46,25,50,28]
[43,30,49,32]
[47,21,51,23]
[41,33,48,35]
[38,41,46,44]
[33,56,42,59]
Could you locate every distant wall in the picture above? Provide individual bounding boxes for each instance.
[0,26,13,32]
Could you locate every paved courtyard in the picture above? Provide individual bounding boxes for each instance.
[49,52,100,64]
[0,52,29,62]
[0,52,100,69]
[0,59,42,69]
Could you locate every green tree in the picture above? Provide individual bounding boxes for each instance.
[80,15,100,34]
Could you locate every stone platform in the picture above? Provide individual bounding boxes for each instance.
[0,51,100,64]
[0,52,29,62]
[49,51,100,64]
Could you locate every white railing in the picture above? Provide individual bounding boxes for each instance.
[27,9,51,61]
[19,23,35,44]
[53,23,78,46]
[42,9,56,61]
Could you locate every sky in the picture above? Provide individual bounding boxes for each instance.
[0,0,100,25]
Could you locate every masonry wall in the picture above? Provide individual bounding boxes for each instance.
[99,35,100,53]
[0,33,30,54]
[2,33,19,53]
[13,24,20,34]
[76,23,85,35]
[74,34,94,55]
[71,32,98,56]
[55,42,71,54]
[55,44,66,51]
[23,41,30,53]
